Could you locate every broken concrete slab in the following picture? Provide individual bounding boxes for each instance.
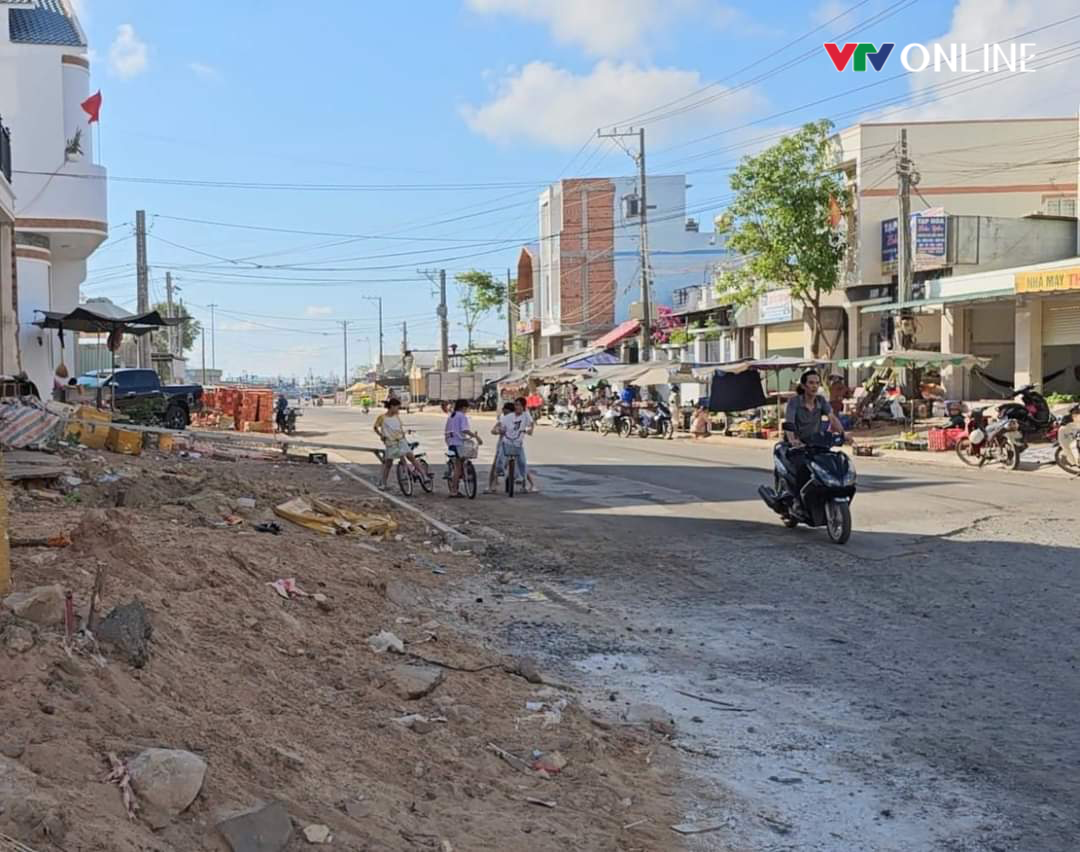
[3,623,35,654]
[3,584,65,627]
[95,600,153,668]
[387,664,444,700]
[216,801,292,852]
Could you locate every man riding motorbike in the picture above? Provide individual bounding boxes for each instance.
[782,370,846,501]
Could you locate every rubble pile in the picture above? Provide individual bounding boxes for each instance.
[1,449,680,851]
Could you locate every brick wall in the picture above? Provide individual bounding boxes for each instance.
[559,179,615,334]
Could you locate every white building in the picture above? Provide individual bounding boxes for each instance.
[0,0,107,393]
[0,114,15,375]
[531,175,730,358]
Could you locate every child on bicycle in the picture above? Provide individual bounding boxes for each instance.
[373,398,423,490]
[486,401,515,493]
[445,398,482,498]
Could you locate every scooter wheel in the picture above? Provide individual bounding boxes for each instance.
[825,500,852,545]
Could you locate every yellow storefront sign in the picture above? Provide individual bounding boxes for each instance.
[1015,265,1080,294]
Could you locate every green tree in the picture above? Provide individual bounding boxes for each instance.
[715,119,850,357]
[152,301,201,355]
[455,269,506,352]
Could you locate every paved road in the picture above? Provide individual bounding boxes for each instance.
[299,405,1079,851]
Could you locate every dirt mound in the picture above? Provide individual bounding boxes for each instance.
[3,453,681,850]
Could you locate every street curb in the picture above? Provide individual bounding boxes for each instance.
[332,464,484,552]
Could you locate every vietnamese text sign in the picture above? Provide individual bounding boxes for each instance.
[759,290,793,324]
[1015,265,1080,294]
[881,214,948,272]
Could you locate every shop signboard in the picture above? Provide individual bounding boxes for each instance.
[758,290,793,324]
[881,212,948,272]
[1015,265,1080,294]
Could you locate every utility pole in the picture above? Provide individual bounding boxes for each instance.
[420,268,450,371]
[597,127,652,360]
[165,271,175,356]
[401,320,408,355]
[506,268,515,371]
[895,128,914,352]
[362,296,384,373]
[135,209,150,367]
[200,323,206,384]
[439,270,448,371]
[341,320,349,386]
[208,303,217,370]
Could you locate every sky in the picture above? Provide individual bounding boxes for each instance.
[74,0,1080,380]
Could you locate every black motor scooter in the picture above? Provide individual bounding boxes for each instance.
[758,425,856,545]
[636,401,675,439]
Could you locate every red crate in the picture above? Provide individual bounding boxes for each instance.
[928,427,966,451]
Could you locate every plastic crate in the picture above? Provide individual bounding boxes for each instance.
[928,427,966,451]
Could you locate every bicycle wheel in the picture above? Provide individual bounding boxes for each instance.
[463,461,478,499]
[505,457,515,497]
[416,458,434,492]
[396,459,413,496]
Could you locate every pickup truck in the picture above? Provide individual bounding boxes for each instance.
[98,368,203,429]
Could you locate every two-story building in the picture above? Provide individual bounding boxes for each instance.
[0,0,107,394]
[835,117,1079,396]
[526,175,731,359]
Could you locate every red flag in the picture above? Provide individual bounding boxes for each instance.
[81,90,102,123]
[828,195,843,228]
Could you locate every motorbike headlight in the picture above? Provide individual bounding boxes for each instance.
[810,462,842,487]
[1006,419,1020,432]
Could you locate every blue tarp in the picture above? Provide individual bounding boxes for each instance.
[562,352,621,370]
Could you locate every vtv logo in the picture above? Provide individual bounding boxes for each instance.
[825,42,896,71]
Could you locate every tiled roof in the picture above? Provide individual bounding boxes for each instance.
[9,0,86,47]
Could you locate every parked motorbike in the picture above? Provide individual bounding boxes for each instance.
[1055,405,1080,477]
[955,408,1023,470]
[636,402,675,439]
[552,404,575,429]
[599,406,634,437]
[277,407,300,436]
[997,384,1055,440]
[759,427,856,544]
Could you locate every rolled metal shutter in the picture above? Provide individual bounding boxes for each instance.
[1043,300,1080,346]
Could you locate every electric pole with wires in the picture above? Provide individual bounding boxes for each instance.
[597,127,653,361]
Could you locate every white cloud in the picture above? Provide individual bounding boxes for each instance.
[466,0,703,56]
[188,61,221,81]
[900,0,1079,120]
[108,24,148,79]
[461,60,764,148]
[218,320,261,333]
[304,305,333,317]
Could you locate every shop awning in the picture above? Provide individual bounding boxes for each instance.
[859,288,1014,314]
[836,349,990,370]
[34,304,180,336]
[593,319,641,349]
[562,351,621,370]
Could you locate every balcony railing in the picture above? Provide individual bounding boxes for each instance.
[0,117,11,183]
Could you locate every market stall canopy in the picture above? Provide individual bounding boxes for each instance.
[34,304,179,336]
[562,351,620,370]
[837,350,990,370]
[592,319,640,349]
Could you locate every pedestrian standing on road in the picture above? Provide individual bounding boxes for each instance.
[445,398,482,498]
[486,401,515,493]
